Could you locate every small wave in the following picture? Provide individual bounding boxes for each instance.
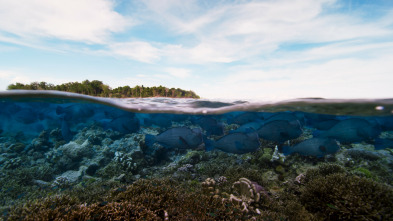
[1,90,393,116]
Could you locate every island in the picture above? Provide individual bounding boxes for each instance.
[7,80,200,98]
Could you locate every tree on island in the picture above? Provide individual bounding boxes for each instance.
[7,80,200,99]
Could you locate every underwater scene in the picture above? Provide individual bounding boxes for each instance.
[1,91,393,220]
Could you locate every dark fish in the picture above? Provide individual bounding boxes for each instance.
[374,138,393,150]
[105,116,140,134]
[304,112,336,127]
[193,116,224,136]
[205,132,260,154]
[316,118,380,144]
[314,119,340,130]
[143,114,172,128]
[56,104,95,121]
[230,120,263,134]
[145,127,203,149]
[283,138,340,157]
[265,112,303,127]
[230,112,261,125]
[61,116,72,141]
[257,120,302,143]
[376,116,393,131]
[13,109,39,124]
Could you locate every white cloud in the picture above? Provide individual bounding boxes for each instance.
[198,54,393,100]
[109,41,161,63]
[165,68,191,78]
[140,0,393,65]
[0,0,131,44]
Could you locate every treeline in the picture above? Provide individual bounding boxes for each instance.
[7,80,200,98]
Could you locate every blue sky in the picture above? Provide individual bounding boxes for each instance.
[0,0,393,100]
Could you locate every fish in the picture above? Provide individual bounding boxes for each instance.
[375,116,393,131]
[283,138,340,157]
[316,118,380,144]
[229,112,261,125]
[205,132,260,154]
[56,104,95,121]
[60,116,73,141]
[105,116,140,134]
[193,116,224,136]
[257,120,302,143]
[13,109,39,124]
[264,112,303,128]
[145,127,203,149]
[374,138,393,150]
[143,114,172,128]
[230,120,263,134]
[314,119,340,130]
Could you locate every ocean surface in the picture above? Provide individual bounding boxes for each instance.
[1,90,393,220]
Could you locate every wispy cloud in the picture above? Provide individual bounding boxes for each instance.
[108,41,161,63]
[165,68,192,78]
[0,0,131,44]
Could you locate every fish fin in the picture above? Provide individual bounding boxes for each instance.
[143,118,152,126]
[144,134,156,148]
[192,128,202,134]
[357,128,370,139]
[244,128,256,134]
[56,106,64,115]
[179,136,190,148]
[282,145,291,156]
[375,138,393,150]
[204,139,215,151]
[312,130,322,137]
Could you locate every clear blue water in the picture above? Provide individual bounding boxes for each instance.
[1,90,393,219]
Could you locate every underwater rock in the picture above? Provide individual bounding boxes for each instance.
[29,130,51,151]
[177,164,194,173]
[58,140,93,161]
[345,148,381,161]
[52,169,83,188]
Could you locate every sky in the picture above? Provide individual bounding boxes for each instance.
[0,0,393,100]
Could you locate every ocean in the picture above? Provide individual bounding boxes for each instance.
[1,90,393,220]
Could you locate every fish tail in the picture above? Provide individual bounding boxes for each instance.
[144,134,156,148]
[375,138,392,150]
[204,138,215,151]
[56,106,65,115]
[312,130,322,137]
[282,145,292,156]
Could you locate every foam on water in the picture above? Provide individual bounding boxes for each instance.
[1,90,393,116]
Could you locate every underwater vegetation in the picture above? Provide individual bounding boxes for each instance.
[1,93,393,220]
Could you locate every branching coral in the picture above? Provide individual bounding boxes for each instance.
[300,172,393,220]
